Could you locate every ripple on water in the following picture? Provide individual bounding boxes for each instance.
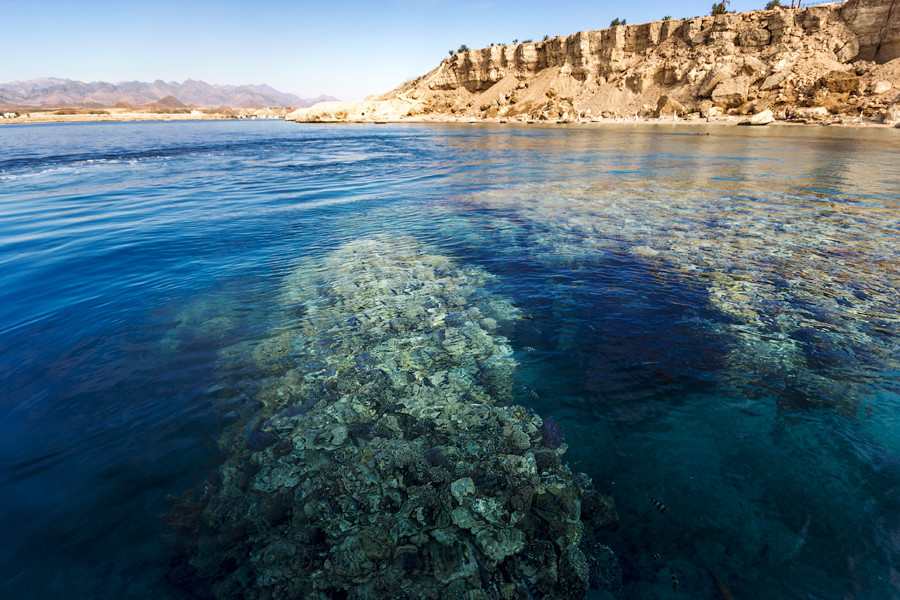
[0,121,898,599]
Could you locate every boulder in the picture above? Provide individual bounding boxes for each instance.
[872,80,893,94]
[740,56,769,78]
[746,108,775,125]
[739,27,771,47]
[820,70,861,94]
[793,106,830,120]
[800,6,831,32]
[767,10,795,42]
[882,104,900,124]
[626,72,648,93]
[834,37,860,62]
[738,99,771,115]
[656,95,686,117]
[761,69,791,90]
[712,76,751,107]
[699,99,724,118]
[659,65,685,85]
[698,66,734,97]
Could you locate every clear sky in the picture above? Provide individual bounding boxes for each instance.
[2,0,764,100]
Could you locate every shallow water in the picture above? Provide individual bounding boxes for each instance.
[0,120,898,598]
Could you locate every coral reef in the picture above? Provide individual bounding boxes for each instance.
[170,237,619,599]
[440,180,898,410]
[160,294,242,353]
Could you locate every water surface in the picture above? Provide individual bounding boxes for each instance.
[1,120,898,598]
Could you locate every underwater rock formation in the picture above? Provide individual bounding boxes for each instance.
[441,181,898,410]
[160,293,242,354]
[170,237,619,599]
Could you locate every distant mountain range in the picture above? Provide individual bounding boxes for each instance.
[0,78,336,109]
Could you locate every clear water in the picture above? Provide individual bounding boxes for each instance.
[0,120,898,598]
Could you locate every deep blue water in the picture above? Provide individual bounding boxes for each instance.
[1,120,898,598]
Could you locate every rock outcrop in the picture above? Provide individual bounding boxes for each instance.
[841,0,900,61]
[288,0,900,125]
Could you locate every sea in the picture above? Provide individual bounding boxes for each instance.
[0,120,898,598]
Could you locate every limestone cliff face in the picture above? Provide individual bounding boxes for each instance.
[841,0,900,61]
[288,0,900,124]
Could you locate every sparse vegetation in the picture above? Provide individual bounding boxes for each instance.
[765,0,782,8]
[711,1,729,15]
[457,44,469,53]
[149,108,190,115]
[53,108,110,116]
[522,39,533,43]
[543,35,550,41]
[662,15,672,21]
[448,50,454,56]
[610,18,627,27]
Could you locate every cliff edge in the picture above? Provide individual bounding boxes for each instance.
[288,0,900,126]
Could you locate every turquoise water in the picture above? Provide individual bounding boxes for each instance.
[0,120,898,598]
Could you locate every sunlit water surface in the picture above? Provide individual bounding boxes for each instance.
[1,120,898,598]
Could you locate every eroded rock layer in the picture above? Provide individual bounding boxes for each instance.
[288,0,900,125]
[170,237,619,599]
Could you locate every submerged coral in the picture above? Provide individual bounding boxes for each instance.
[159,293,243,354]
[441,180,899,411]
[171,236,618,599]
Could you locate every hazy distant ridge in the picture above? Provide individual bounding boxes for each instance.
[0,78,336,108]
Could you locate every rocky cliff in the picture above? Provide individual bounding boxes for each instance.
[289,0,900,125]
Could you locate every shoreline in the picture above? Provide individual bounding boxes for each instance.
[0,113,285,126]
[284,114,900,130]
[3,112,897,130]
[0,104,294,126]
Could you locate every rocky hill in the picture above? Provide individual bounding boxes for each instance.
[288,0,900,126]
[0,78,336,109]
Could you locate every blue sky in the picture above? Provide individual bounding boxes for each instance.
[3,0,763,100]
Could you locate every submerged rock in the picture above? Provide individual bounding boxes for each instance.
[172,236,618,599]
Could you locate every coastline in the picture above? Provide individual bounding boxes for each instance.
[0,107,291,126]
[0,114,284,126]
[4,111,897,130]
[284,115,900,129]
[281,0,900,133]
[282,113,900,129]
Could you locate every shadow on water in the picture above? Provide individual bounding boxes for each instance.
[0,322,224,597]
[469,252,900,598]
